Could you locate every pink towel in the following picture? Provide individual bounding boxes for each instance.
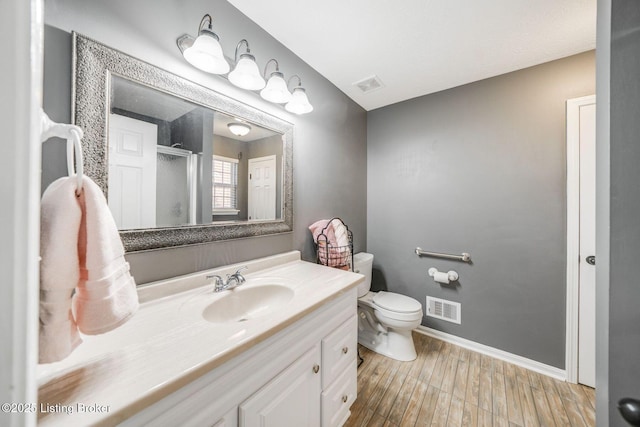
[39,176,139,363]
[309,219,336,245]
[73,177,139,335]
[309,219,350,267]
[39,178,83,363]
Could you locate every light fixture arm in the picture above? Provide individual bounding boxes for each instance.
[287,75,303,90]
[234,39,251,62]
[198,14,214,35]
[263,59,281,78]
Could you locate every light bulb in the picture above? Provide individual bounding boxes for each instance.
[227,123,251,136]
[228,53,266,90]
[285,87,313,114]
[260,72,292,104]
[183,31,230,74]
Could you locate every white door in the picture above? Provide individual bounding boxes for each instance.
[248,155,277,221]
[108,114,158,229]
[577,99,596,388]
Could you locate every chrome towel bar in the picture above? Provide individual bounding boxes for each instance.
[415,247,471,263]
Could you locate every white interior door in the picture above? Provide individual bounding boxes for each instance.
[577,100,596,388]
[108,114,158,229]
[248,155,277,221]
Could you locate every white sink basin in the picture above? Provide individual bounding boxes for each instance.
[202,284,295,323]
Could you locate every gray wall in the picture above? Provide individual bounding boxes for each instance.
[43,0,367,284]
[598,0,640,425]
[42,26,71,188]
[171,108,214,223]
[367,51,595,368]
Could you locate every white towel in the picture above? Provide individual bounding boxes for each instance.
[39,176,139,363]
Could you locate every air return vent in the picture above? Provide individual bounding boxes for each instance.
[353,75,385,93]
[426,296,461,324]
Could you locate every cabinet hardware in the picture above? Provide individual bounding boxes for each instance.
[342,395,348,403]
[313,364,320,374]
[342,347,349,354]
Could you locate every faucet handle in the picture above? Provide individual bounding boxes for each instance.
[206,274,224,285]
[234,266,248,275]
[229,266,248,283]
[207,274,226,292]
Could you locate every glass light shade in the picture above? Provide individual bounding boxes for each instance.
[227,122,251,136]
[260,72,292,104]
[228,54,266,90]
[183,32,230,74]
[285,87,313,114]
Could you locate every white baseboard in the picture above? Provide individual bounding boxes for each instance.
[414,326,566,381]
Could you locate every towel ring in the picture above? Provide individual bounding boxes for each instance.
[67,128,84,194]
[40,109,84,195]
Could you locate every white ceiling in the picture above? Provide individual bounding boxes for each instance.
[227,0,597,111]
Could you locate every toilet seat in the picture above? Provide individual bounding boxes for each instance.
[374,305,422,322]
[370,291,423,322]
[373,291,422,313]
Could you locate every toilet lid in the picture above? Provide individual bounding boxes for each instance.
[372,291,422,313]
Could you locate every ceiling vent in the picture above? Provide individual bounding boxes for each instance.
[353,75,385,94]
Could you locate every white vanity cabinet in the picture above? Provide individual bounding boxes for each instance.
[120,288,357,427]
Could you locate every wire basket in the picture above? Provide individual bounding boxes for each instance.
[315,218,353,271]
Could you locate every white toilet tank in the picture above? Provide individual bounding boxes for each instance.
[354,252,374,297]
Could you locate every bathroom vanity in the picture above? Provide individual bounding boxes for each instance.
[37,252,362,426]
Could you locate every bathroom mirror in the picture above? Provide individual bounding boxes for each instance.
[73,33,293,251]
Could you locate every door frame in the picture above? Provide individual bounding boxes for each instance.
[0,1,42,426]
[565,94,596,384]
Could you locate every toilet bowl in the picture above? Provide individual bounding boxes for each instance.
[354,253,423,361]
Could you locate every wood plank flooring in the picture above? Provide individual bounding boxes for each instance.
[345,332,595,427]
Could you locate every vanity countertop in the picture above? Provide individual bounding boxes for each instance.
[36,251,363,426]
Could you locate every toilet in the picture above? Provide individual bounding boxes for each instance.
[354,252,423,362]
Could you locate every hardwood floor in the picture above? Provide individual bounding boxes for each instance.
[345,332,595,427]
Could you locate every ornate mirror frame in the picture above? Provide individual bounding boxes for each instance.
[72,33,293,252]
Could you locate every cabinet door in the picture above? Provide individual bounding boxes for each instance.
[321,315,357,387]
[239,343,321,427]
[211,407,237,427]
[321,361,357,427]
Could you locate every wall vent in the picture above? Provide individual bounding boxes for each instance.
[353,75,385,94]
[426,296,461,324]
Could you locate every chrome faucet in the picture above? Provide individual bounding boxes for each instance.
[207,266,248,292]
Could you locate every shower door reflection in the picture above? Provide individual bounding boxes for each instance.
[156,146,197,227]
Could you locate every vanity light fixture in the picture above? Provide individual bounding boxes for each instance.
[228,40,266,91]
[177,17,313,114]
[285,75,313,115]
[260,59,292,104]
[179,14,229,74]
[227,122,252,137]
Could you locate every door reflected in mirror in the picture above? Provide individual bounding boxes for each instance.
[108,76,284,230]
